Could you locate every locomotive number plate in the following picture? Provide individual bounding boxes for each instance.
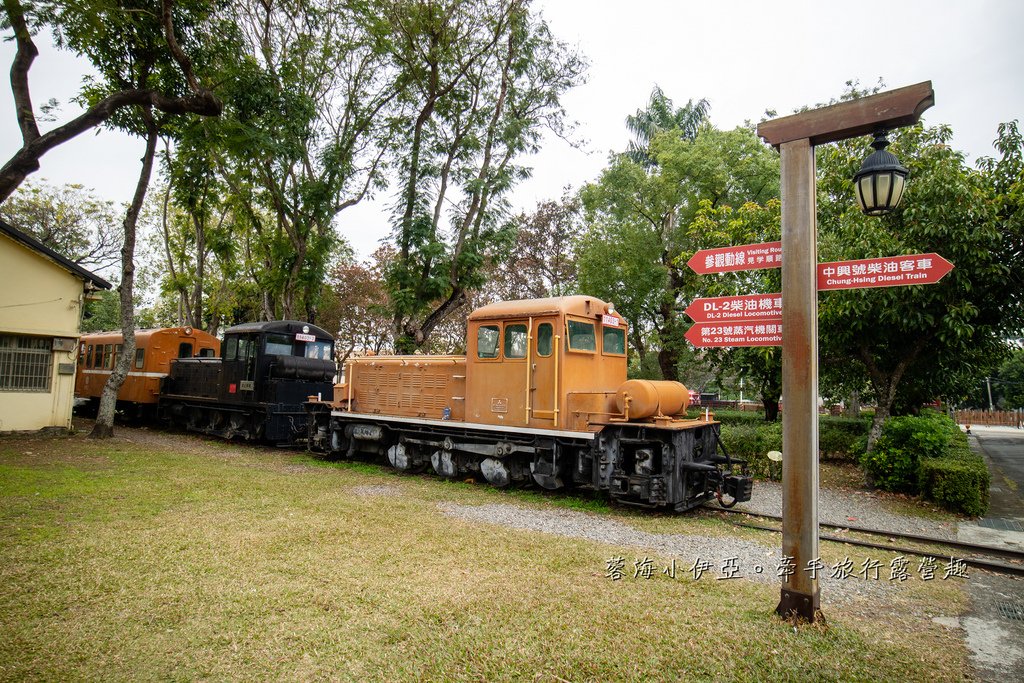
[240,380,255,391]
[490,398,508,413]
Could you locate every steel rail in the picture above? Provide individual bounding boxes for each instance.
[731,520,1024,578]
[711,506,1024,562]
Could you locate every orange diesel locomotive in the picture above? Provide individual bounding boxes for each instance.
[307,296,751,511]
[76,327,220,417]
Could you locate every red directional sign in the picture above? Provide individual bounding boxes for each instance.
[817,253,953,291]
[688,241,782,275]
[684,293,782,323]
[685,321,783,348]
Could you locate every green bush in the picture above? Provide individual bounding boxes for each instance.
[860,411,989,516]
[714,412,868,472]
[918,431,989,517]
[819,416,870,461]
[719,421,782,480]
[860,445,918,492]
[860,411,957,492]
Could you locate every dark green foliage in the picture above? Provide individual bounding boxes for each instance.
[860,411,959,491]
[718,420,781,480]
[918,431,990,517]
[860,411,989,515]
[818,417,870,461]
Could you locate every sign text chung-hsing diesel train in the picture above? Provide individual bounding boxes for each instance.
[307,295,752,512]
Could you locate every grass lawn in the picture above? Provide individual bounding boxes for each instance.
[0,423,970,681]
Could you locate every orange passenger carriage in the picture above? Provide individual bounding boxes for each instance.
[75,327,220,417]
[308,295,752,511]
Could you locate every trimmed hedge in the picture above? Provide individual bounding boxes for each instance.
[860,411,989,517]
[918,431,990,518]
[716,412,868,479]
[716,408,988,516]
[719,421,782,479]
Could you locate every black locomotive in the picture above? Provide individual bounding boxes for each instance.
[158,320,335,443]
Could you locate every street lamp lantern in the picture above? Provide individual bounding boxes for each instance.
[853,131,909,216]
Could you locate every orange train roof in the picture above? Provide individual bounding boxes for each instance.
[79,327,218,344]
[468,295,625,325]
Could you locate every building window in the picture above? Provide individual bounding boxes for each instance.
[0,335,53,392]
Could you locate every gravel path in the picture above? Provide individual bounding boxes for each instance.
[728,481,959,539]
[440,501,935,607]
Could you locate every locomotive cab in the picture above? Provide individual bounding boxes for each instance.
[466,296,628,431]
[219,322,335,405]
[161,321,335,442]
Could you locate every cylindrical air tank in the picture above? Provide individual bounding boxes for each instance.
[614,379,691,419]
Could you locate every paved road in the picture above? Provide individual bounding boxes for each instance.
[970,425,1024,521]
[956,426,1024,682]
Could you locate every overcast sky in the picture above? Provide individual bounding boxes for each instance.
[2,0,1022,259]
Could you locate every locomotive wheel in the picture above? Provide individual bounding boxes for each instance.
[480,457,511,488]
[431,450,457,478]
[329,428,346,454]
[387,443,412,471]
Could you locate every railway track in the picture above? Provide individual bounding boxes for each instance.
[710,506,1024,578]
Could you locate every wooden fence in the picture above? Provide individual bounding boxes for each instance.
[954,409,1024,428]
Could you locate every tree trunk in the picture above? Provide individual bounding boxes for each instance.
[762,396,780,422]
[90,110,157,438]
[845,390,861,418]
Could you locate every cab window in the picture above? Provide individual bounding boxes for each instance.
[225,337,238,361]
[86,344,94,368]
[536,323,553,357]
[477,325,500,359]
[134,348,145,369]
[567,320,596,352]
[504,324,527,359]
[305,340,332,360]
[237,337,254,361]
[265,334,294,356]
[103,344,114,369]
[603,327,626,355]
[178,342,193,358]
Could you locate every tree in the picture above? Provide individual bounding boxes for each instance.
[993,349,1024,409]
[625,85,708,167]
[579,122,779,382]
[816,121,1021,450]
[385,0,585,352]
[0,181,122,272]
[316,248,395,366]
[207,0,401,323]
[487,190,582,301]
[0,0,223,201]
[28,0,234,439]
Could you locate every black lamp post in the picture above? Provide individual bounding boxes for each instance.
[853,131,909,216]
